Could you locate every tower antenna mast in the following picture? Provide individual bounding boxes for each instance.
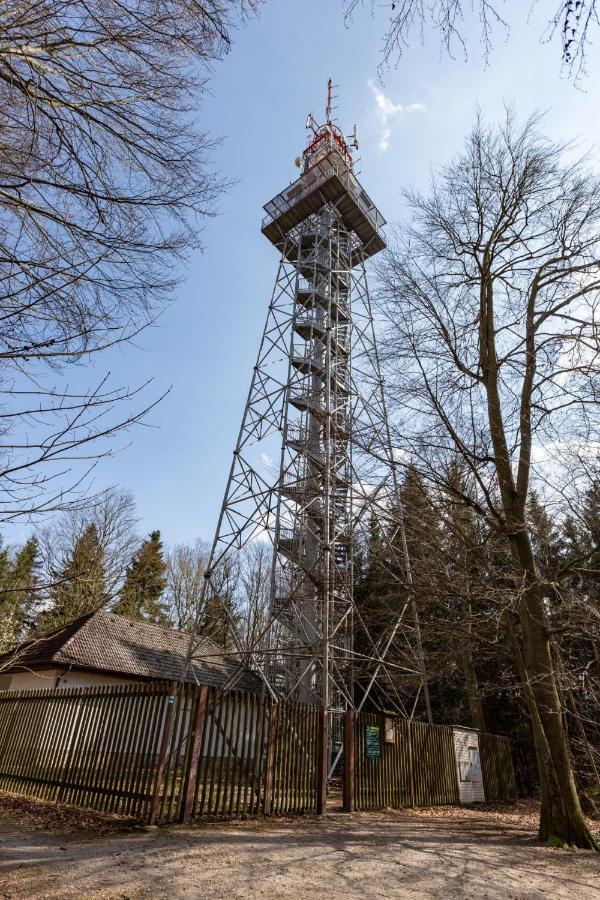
[326,77,333,122]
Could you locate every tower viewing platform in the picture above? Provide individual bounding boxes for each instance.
[261,126,386,263]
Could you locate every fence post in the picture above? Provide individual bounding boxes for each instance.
[149,681,178,825]
[407,719,416,808]
[343,708,355,812]
[179,685,208,824]
[263,700,278,815]
[316,706,328,815]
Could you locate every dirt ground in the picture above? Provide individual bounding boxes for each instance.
[1,799,599,899]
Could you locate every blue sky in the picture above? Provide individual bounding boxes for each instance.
[9,1,600,548]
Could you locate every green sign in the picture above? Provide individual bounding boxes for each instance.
[365,724,381,758]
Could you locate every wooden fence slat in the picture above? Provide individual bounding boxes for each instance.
[142,685,168,820]
[162,684,188,823]
[74,689,104,810]
[118,688,145,815]
[280,703,292,814]
[5,692,32,792]
[479,732,516,802]
[206,695,227,815]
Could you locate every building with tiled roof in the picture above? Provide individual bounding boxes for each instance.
[0,611,261,694]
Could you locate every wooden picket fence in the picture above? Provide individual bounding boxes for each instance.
[0,682,168,819]
[350,712,516,811]
[0,682,322,823]
[0,684,516,822]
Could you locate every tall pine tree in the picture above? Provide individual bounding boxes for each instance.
[0,537,40,650]
[114,531,168,624]
[0,537,13,651]
[38,524,107,632]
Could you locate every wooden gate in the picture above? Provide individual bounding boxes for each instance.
[353,713,458,810]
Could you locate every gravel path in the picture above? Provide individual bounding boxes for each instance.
[1,806,599,899]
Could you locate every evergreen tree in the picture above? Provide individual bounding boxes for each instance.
[583,477,600,548]
[436,465,489,732]
[0,537,37,652]
[0,535,12,649]
[0,537,40,649]
[354,516,396,645]
[38,524,107,632]
[114,531,168,624]
[548,479,600,802]
[353,516,399,708]
[353,468,442,715]
[398,466,442,718]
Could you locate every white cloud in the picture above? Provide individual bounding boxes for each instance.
[367,80,425,152]
[260,452,274,468]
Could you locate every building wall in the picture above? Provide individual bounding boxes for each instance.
[0,668,143,692]
[453,727,485,803]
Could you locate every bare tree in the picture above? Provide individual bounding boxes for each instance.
[0,1,256,521]
[377,109,600,848]
[38,488,138,602]
[165,540,210,631]
[344,1,600,78]
[238,541,271,650]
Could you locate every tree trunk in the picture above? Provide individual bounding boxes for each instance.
[510,530,599,849]
[479,261,597,849]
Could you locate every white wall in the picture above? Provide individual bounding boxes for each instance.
[0,668,142,692]
[453,728,485,804]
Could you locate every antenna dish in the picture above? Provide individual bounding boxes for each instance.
[294,156,302,168]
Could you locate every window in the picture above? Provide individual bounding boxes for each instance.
[460,746,482,782]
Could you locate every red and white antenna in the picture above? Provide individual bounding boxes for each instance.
[296,81,357,171]
[326,78,334,123]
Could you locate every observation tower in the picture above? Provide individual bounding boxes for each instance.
[185,83,428,751]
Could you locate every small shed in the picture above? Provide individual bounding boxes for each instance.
[0,610,261,694]
[453,726,485,803]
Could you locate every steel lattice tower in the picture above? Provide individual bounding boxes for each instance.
[184,85,430,735]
